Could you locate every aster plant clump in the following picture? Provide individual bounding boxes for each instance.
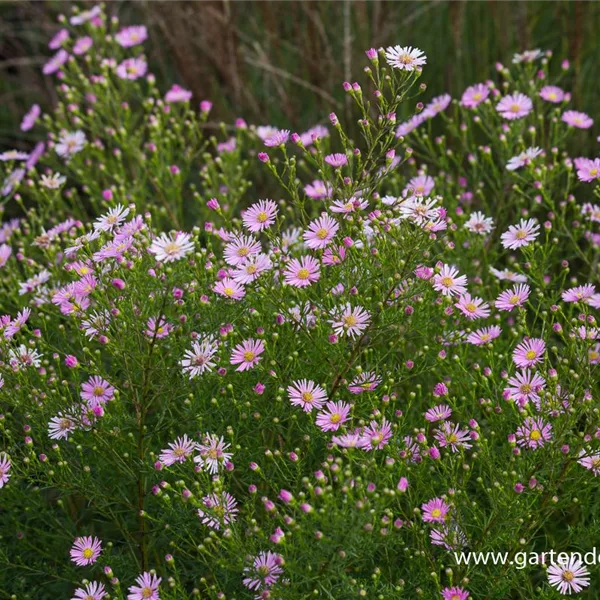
[1,5,600,600]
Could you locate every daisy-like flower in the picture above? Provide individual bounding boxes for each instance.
[4,308,31,339]
[116,57,147,80]
[164,84,192,103]
[145,317,173,339]
[576,158,600,184]
[562,284,596,303]
[242,551,284,591]
[70,5,102,25]
[94,204,130,231]
[127,572,161,600]
[464,211,494,234]
[242,199,278,232]
[578,450,600,476]
[0,453,11,488]
[213,277,246,300]
[223,234,262,266]
[0,150,29,162]
[81,376,115,406]
[424,94,452,117]
[264,129,290,147]
[73,36,93,55]
[70,536,102,566]
[506,147,543,171]
[0,244,11,268]
[495,284,531,311]
[115,25,148,47]
[303,214,339,249]
[348,371,381,394]
[384,45,427,71]
[316,401,351,432]
[9,344,43,369]
[360,418,392,450]
[588,344,600,365]
[330,303,371,339]
[299,124,329,146]
[198,491,239,530]
[230,338,265,371]
[505,370,546,405]
[489,266,527,283]
[547,556,590,595]
[49,29,69,49]
[460,83,489,108]
[432,264,468,297]
[515,416,552,449]
[406,174,435,197]
[513,338,546,368]
[194,433,232,474]
[180,337,219,378]
[434,422,472,452]
[2,168,24,196]
[500,218,540,249]
[424,404,452,423]
[421,497,450,523]
[513,48,542,63]
[496,93,533,120]
[287,380,327,412]
[232,253,272,284]
[21,103,41,131]
[283,255,320,287]
[399,196,441,224]
[455,293,490,320]
[71,582,106,600]
[539,85,565,103]
[396,114,427,137]
[332,431,364,448]
[149,232,194,262]
[440,587,470,600]
[562,110,593,129]
[324,153,348,168]
[55,131,86,159]
[159,434,197,466]
[40,172,66,189]
[431,522,468,551]
[43,49,69,75]
[304,179,332,200]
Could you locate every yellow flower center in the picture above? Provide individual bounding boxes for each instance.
[343,315,358,327]
[141,587,154,599]
[164,242,180,256]
[316,228,328,239]
[330,413,342,423]
[509,295,520,304]
[93,386,104,396]
[297,268,310,280]
[440,276,453,287]
[525,350,537,360]
[510,104,521,113]
[301,392,314,403]
[530,429,542,441]
[431,508,442,518]
[257,212,268,223]
[224,287,235,297]
[562,570,574,582]
[83,548,94,559]
[243,351,255,362]
[465,302,477,313]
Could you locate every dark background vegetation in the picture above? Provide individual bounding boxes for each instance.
[1,0,599,150]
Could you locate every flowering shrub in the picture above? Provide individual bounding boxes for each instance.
[2,6,600,600]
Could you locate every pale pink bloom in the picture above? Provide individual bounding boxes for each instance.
[116,57,147,80]
[232,253,272,283]
[43,49,69,75]
[0,453,11,488]
[406,175,435,197]
[547,557,590,595]
[94,204,130,231]
[198,491,238,530]
[73,36,93,55]
[115,25,148,47]
[287,380,327,412]
[385,45,427,71]
[223,234,261,266]
[303,214,339,249]
[0,244,11,268]
[441,587,470,600]
[562,284,596,303]
[230,338,265,371]
[576,158,600,183]
[81,376,114,406]
[49,29,69,50]
[164,84,192,103]
[460,83,489,108]
[495,284,530,311]
[505,370,546,405]
[539,85,565,103]
[283,255,320,287]
[455,294,490,320]
[348,371,381,394]
[145,317,173,339]
[464,211,494,234]
[496,93,532,119]
[360,418,392,450]
[243,551,284,591]
[425,404,452,422]
[264,129,290,147]
[506,147,543,171]
[434,422,472,452]
[70,5,102,25]
[21,104,41,131]
[421,497,450,523]
[214,277,246,300]
[562,110,593,129]
[578,449,600,476]
[500,218,540,249]
[432,264,468,297]
[513,338,546,368]
[70,536,102,566]
[304,179,332,200]
[242,199,278,232]
[299,124,329,146]
[194,433,232,474]
[0,150,28,162]
[316,401,351,432]
[324,153,348,168]
[55,131,86,159]
[329,303,371,339]
[396,113,427,137]
[512,49,542,63]
[149,232,194,262]
[127,572,161,600]
[515,416,552,449]
[71,582,106,600]
[48,412,76,440]
[423,94,451,117]
[466,326,502,345]
[489,266,527,283]
[330,197,368,215]
[180,337,219,378]
[159,434,197,466]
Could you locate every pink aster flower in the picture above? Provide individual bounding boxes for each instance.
[431,523,467,551]
[283,255,320,287]
[55,130,86,159]
[424,94,452,117]
[194,433,232,474]
[496,92,533,119]
[242,199,278,232]
[562,110,593,129]
[304,179,332,200]
[489,266,527,283]
[441,587,470,600]
[49,29,69,50]
[303,214,339,249]
[4,308,31,339]
[264,129,290,147]
[460,83,489,108]
[127,572,161,600]
[159,434,196,466]
[324,153,348,168]
[500,218,540,249]
[425,404,452,423]
[73,36,93,55]
[223,234,262,266]
[116,57,147,80]
[360,418,392,450]
[562,284,596,303]
[421,497,450,523]
[406,175,435,197]
[43,49,69,75]
[329,303,371,339]
[72,582,106,600]
[506,147,543,171]
[48,413,76,440]
[432,264,468,297]
[515,416,552,449]
[230,338,265,371]
[70,5,102,25]
[198,491,239,530]
[0,453,11,488]
[243,551,284,591]
[464,211,494,234]
[0,244,11,268]
[315,401,351,432]
[81,376,115,406]
[434,422,472,452]
[495,284,531,311]
[539,85,565,103]
[94,204,130,231]
[513,338,546,368]
[547,556,590,595]
[576,158,600,183]
[578,450,600,476]
[232,253,272,283]
[505,370,546,405]
[287,380,327,412]
[145,317,173,339]
[164,84,192,103]
[214,277,246,300]
[455,293,490,320]
[70,536,102,566]
[348,371,381,394]
[180,337,219,378]
[115,25,148,47]
[149,232,194,262]
[396,114,427,137]
[20,104,41,132]
[384,45,427,71]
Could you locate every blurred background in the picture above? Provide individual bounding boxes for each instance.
[1,0,599,150]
